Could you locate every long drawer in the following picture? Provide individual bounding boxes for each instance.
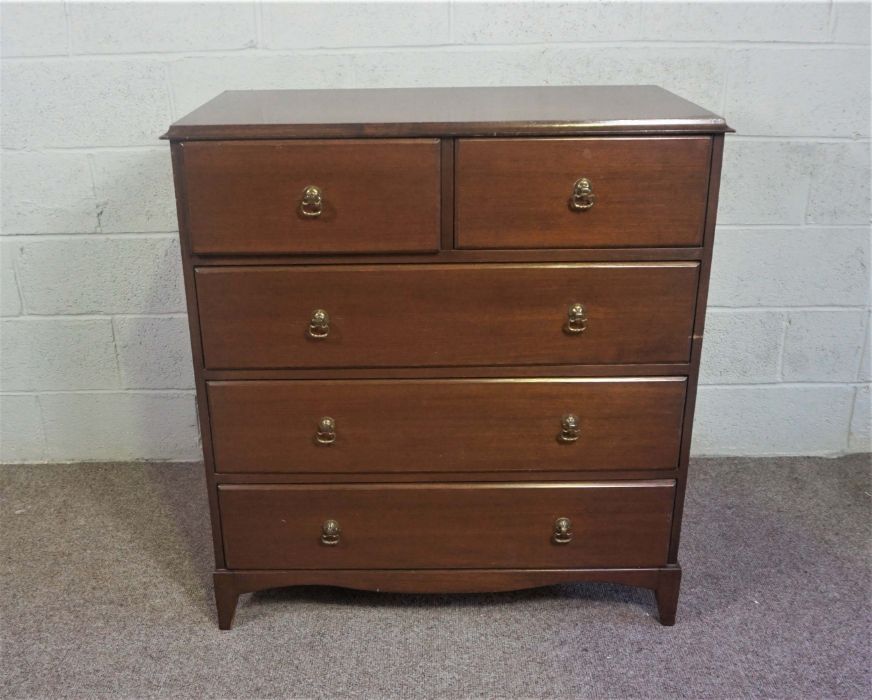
[456,137,711,249]
[208,378,686,474]
[196,263,699,369]
[181,139,441,255]
[218,481,676,570]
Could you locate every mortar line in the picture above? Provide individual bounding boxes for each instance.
[61,0,73,56]
[776,313,790,381]
[857,311,871,381]
[717,223,868,229]
[5,241,26,317]
[107,316,124,390]
[163,62,177,121]
[32,393,50,464]
[84,153,103,233]
[708,306,867,312]
[827,0,837,41]
[846,385,858,442]
[1,232,178,240]
[3,39,869,63]
[4,313,189,320]
[699,381,866,389]
[0,389,197,396]
[254,0,264,48]
[720,48,732,115]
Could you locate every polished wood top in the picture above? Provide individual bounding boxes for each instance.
[163,85,731,140]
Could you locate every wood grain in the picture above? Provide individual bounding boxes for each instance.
[456,137,711,249]
[218,481,676,570]
[163,86,731,141]
[213,565,684,629]
[181,139,441,255]
[207,377,687,474]
[195,262,699,369]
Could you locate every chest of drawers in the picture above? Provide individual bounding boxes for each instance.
[163,86,730,629]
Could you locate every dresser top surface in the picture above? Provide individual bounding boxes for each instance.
[163,85,730,140]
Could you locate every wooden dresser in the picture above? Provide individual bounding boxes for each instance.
[163,86,730,629]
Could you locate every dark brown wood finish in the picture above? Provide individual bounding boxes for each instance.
[213,566,682,630]
[201,362,690,381]
[195,263,699,369]
[181,139,441,255]
[213,468,682,485]
[456,137,711,249]
[165,86,729,629]
[189,247,704,265]
[208,378,686,474]
[218,481,675,570]
[169,142,226,569]
[163,86,731,141]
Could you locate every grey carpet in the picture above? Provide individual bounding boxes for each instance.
[1,455,870,700]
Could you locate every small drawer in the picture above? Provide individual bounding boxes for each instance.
[455,137,711,249]
[218,481,676,570]
[207,377,687,474]
[180,139,441,255]
[195,262,699,369]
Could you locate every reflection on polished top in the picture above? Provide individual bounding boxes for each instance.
[163,85,732,140]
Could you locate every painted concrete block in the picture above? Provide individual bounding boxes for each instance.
[709,227,870,307]
[40,392,200,462]
[0,394,46,463]
[782,310,867,382]
[0,318,119,391]
[1,152,99,234]
[16,236,186,315]
[113,316,194,390]
[693,385,853,456]
[699,310,785,384]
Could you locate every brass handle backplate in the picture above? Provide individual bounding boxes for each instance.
[564,303,587,335]
[557,414,580,444]
[300,185,323,217]
[569,178,596,211]
[553,517,573,544]
[315,416,336,445]
[321,519,341,545]
[308,309,330,339]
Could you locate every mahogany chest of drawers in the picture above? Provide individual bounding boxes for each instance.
[163,86,730,629]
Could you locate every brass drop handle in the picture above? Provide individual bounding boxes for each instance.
[557,414,581,444]
[321,519,341,545]
[564,303,588,335]
[300,185,323,217]
[553,517,573,544]
[569,177,596,211]
[314,416,336,445]
[308,309,330,339]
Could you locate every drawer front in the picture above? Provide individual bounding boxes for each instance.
[196,263,699,369]
[218,481,676,570]
[456,137,711,249]
[181,139,441,255]
[208,378,686,474]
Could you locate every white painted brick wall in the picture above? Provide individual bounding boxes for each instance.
[0,1,869,463]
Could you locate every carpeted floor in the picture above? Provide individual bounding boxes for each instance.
[1,455,870,699]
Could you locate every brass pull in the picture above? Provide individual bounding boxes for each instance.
[300,185,323,217]
[553,517,573,544]
[564,303,587,335]
[321,519,341,545]
[307,309,330,339]
[314,417,336,445]
[557,414,580,444]
[569,178,596,211]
